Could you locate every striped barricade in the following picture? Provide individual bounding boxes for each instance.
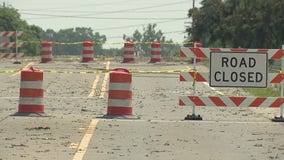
[0,31,24,37]
[180,96,284,108]
[0,52,24,59]
[180,47,283,60]
[0,31,24,62]
[0,42,24,48]
[180,46,284,121]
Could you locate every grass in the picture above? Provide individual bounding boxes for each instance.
[244,87,281,97]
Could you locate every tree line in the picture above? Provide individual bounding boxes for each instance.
[123,24,180,57]
[43,28,106,55]
[186,0,284,49]
[0,4,180,57]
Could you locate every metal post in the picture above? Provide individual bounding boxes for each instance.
[13,30,21,64]
[16,30,18,60]
[184,42,202,120]
[280,45,284,117]
[192,56,196,116]
[272,45,284,122]
[192,0,196,110]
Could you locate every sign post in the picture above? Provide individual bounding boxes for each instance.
[281,46,284,119]
[281,45,284,119]
[273,45,284,122]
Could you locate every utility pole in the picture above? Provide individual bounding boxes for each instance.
[192,0,195,36]
[184,0,195,45]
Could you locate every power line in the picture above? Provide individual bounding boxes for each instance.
[18,0,188,17]
[10,0,190,42]
[13,0,131,11]
[89,0,189,16]
[163,30,185,34]
[20,12,187,20]
[19,9,187,14]
[95,19,185,31]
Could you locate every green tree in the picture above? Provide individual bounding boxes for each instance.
[42,27,106,55]
[186,0,284,48]
[0,4,43,56]
[0,4,24,31]
[23,25,44,56]
[93,31,106,55]
[123,24,179,57]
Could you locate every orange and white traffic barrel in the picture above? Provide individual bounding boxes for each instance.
[107,68,132,115]
[122,41,135,63]
[150,41,162,63]
[41,41,53,63]
[14,66,45,116]
[82,41,94,62]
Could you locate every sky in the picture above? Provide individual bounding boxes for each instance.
[2,0,201,48]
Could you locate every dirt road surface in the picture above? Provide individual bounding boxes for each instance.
[0,58,283,160]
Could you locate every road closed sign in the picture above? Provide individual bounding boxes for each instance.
[210,52,267,88]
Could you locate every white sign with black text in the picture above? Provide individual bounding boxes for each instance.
[210,52,267,88]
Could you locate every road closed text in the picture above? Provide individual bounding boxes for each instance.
[210,52,267,88]
[214,57,263,83]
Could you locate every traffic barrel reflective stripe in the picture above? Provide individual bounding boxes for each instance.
[124,47,135,52]
[107,68,132,115]
[82,54,94,58]
[123,54,135,58]
[82,41,94,62]
[20,81,43,88]
[17,67,45,114]
[150,41,162,63]
[19,98,43,105]
[41,41,53,63]
[122,42,135,63]
[108,99,131,107]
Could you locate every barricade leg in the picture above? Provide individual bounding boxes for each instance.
[272,44,284,122]
[272,106,284,122]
